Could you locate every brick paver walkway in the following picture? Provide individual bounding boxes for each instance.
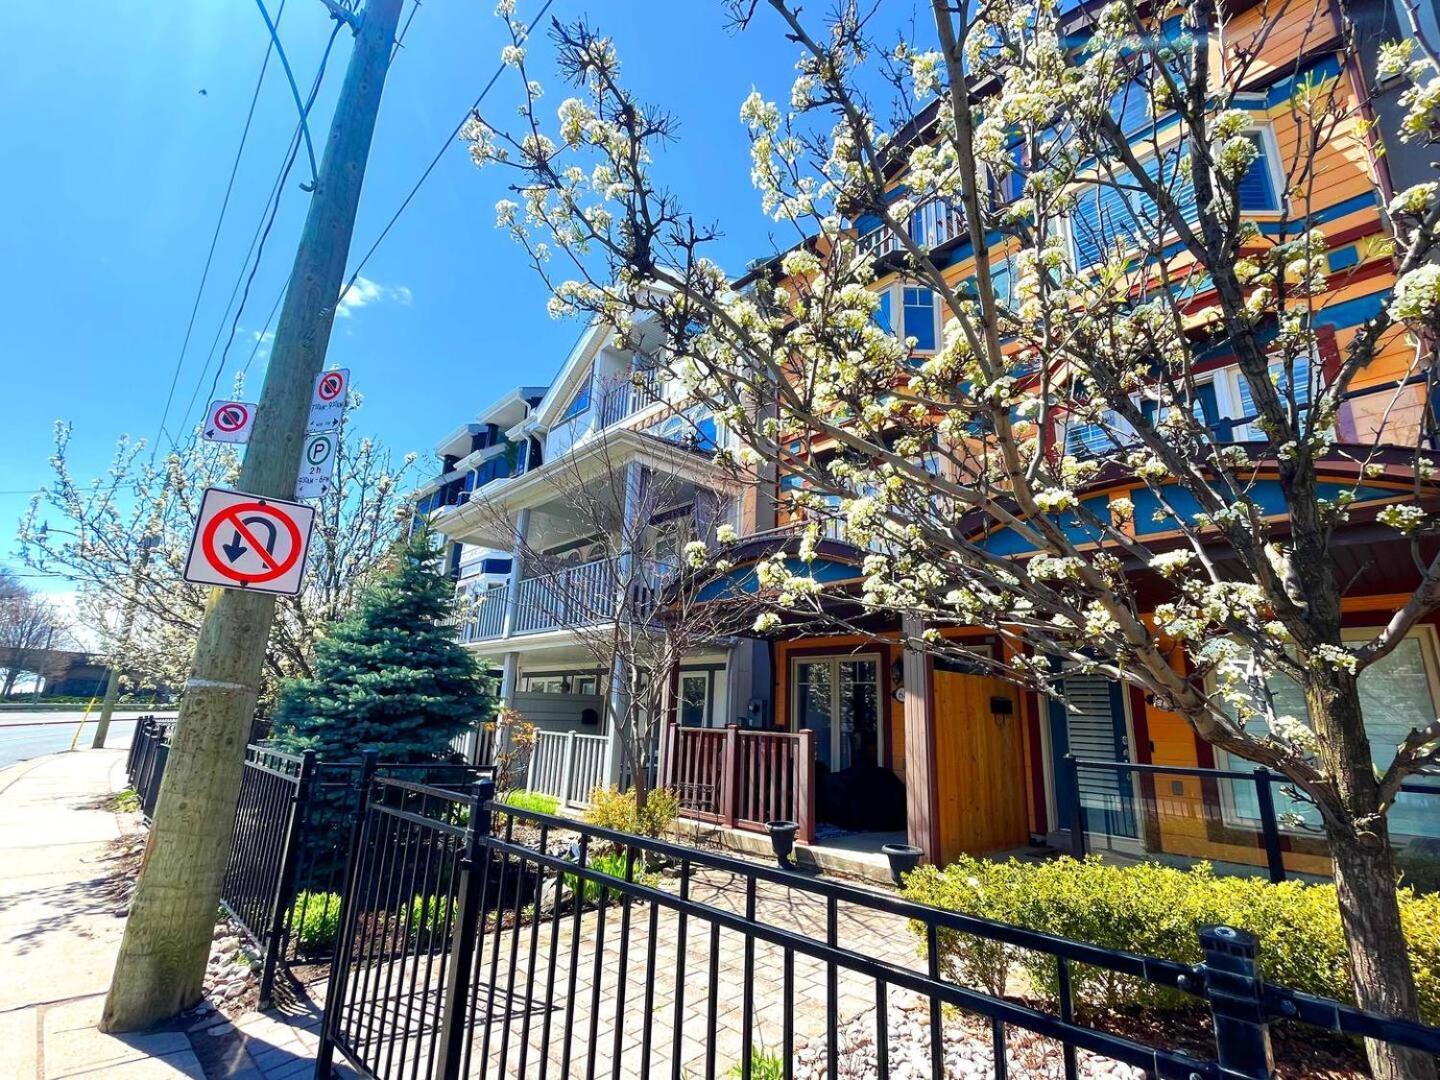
[329,852,946,1079]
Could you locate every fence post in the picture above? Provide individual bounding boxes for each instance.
[315,750,378,1079]
[435,775,496,1080]
[257,749,317,1008]
[797,728,815,844]
[1200,925,1274,1079]
[1252,769,1286,884]
[722,724,739,829]
[560,730,577,809]
[1064,753,1086,858]
[526,731,540,792]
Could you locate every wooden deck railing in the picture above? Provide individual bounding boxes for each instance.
[660,724,815,843]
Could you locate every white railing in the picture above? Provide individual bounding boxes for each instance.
[856,196,966,259]
[527,729,612,809]
[513,556,617,634]
[457,584,509,644]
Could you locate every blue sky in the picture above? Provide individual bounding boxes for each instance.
[0,0,852,592]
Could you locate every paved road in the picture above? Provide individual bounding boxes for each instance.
[0,711,175,770]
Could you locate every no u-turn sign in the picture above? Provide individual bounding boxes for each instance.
[183,487,316,596]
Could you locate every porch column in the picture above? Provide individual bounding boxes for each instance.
[604,652,630,788]
[500,507,530,638]
[615,462,647,586]
[486,651,521,768]
[901,616,942,864]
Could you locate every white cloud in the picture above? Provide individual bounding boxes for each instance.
[337,276,412,318]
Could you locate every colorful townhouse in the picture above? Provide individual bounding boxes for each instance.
[655,0,1440,877]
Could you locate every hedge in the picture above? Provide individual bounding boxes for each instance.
[902,855,1440,1021]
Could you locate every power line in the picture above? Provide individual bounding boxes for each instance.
[175,16,346,448]
[150,0,289,462]
[339,0,556,300]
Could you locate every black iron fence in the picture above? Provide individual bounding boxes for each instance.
[215,745,488,1007]
[125,715,175,818]
[315,777,1440,1080]
[1063,754,1440,885]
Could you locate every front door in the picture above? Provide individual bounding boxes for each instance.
[794,656,880,772]
[1048,672,1138,839]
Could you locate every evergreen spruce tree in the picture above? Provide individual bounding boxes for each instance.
[273,530,492,763]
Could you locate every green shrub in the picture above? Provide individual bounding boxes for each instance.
[583,786,679,839]
[290,891,343,954]
[902,855,1440,1021]
[563,849,657,907]
[407,894,454,942]
[730,1048,785,1079]
[111,788,141,814]
[501,790,561,817]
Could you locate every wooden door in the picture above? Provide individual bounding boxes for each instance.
[932,670,1030,861]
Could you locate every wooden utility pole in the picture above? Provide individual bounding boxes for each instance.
[102,0,404,1031]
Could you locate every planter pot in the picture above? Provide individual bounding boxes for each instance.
[881,843,924,885]
[765,820,800,868]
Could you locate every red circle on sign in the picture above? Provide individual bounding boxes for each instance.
[214,404,249,432]
[201,502,303,585]
[318,372,344,401]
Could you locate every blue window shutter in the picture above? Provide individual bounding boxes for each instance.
[989,263,1012,307]
[1072,182,1133,267]
[875,289,892,333]
[1237,134,1278,211]
[1111,76,1152,138]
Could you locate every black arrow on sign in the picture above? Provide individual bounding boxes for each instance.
[222,515,278,563]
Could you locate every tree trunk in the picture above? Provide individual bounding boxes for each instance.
[1309,677,1436,1079]
[1328,827,1436,1079]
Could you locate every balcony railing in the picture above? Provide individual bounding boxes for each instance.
[856,196,966,259]
[456,555,675,645]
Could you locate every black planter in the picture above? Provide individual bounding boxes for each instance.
[881,843,923,885]
[765,820,799,868]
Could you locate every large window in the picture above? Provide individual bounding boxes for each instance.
[793,655,881,771]
[1218,629,1440,840]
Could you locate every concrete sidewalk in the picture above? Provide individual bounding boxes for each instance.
[0,749,205,1078]
[0,750,340,1080]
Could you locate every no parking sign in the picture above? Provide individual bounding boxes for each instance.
[202,400,258,444]
[308,368,348,431]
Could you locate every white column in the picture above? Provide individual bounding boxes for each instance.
[604,652,630,788]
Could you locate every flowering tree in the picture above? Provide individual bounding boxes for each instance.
[18,406,419,704]
[469,0,1440,1072]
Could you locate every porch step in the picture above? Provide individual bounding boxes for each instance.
[670,818,899,888]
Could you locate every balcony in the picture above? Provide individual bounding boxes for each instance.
[856,196,966,259]
[456,554,677,646]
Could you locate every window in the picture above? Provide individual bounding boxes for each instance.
[903,286,937,351]
[560,368,593,421]
[521,673,600,695]
[793,656,881,770]
[679,671,713,727]
[874,289,893,334]
[1234,355,1312,435]
[1217,630,1440,841]
[1065,410,1128,458]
